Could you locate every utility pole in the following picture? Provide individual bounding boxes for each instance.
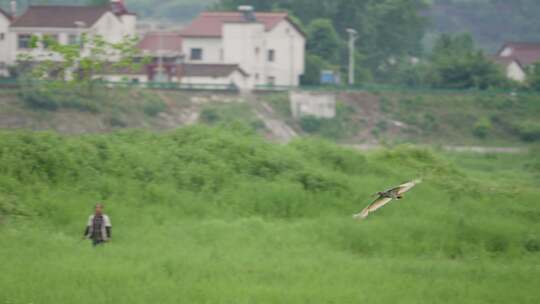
[156,31,165,82]
[346,28,358,86]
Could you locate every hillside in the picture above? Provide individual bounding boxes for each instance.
[0,127,539,303]
[427,0,540,51]
[3,87,538,146]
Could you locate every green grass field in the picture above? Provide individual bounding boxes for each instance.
[1,126,539,303]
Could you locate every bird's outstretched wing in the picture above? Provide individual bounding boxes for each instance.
[396,179,422,195]
[353,196,393,220]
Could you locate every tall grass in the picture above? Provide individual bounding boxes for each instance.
[0,126,539,303]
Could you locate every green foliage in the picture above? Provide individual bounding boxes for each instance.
[0,128,539,302]
[199,103,264,130]
[262,93,291,118]
[301,54,329,85]
[18,78,102,112]
[142,98,167,117]
[299,116,323,133]
[528,62,540,92]
[429,0,540,51]
[514,121,540,142]
[428,34,508,89]
[473,117,492,139]
[16,34,145,112]
[298,103,357,139]
[306,19,341,63]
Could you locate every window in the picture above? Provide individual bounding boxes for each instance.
[190,48,203,61]
[0,33,4,41]
[18,34,32,49]
[42,34,59,49]
[267,76,276,86]
[268,49,275,62]
[68,34,79,45]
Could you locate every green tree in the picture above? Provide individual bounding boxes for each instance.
[528,62,540,92]
[428,33,507,89]
[306,19,341,63]
[17,34,145,110]
[302,54,329,85]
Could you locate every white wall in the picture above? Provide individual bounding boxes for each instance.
[92,12,128,43]
[120,14,137,38]
[182,37,223,63]
[222,20,305,87]
[0,14,11,73]
[94,74,148,83]
[8,29,81,62]
[507,61,526,82]
[265,20,305,87]
[500,47,512,57]
[181,70,250,91]
[223,22,266,86]
[9,11,135,64]
[290,91,336,119]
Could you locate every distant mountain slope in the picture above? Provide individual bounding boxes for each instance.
[427,0,540,52]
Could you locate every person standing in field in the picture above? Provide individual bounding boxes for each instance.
[83,203,112,246]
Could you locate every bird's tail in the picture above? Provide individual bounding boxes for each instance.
[353,208,369,220]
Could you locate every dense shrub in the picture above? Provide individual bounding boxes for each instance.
[18,80,102,113]
[143,98,167,117]
[515,121,540,142]
[473,117,492,138]
[0,127,480,220]
[299,116,324,133]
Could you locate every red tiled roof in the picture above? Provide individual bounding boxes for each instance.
[11,5,115,28]
[180,64,248,78]
[497,42,540,66]
[180,12,302,38]
[138,32,183,54]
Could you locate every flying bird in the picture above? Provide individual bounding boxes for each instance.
[353,179,422,220]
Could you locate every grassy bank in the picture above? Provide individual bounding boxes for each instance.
[0,127,539,303]
[262,90,540,145]
[3,86,540,145]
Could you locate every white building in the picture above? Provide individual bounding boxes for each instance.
[0,8,13,76]
[180,7,306,88]
[492,42,540,82]
[6,1,136,65]
[489,56,527,83]
[179,63,249,90]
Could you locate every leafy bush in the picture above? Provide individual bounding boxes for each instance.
[200,107,220,124]
[299,103,357,139]
[142,98,167,117]
[264,93,291,118]
[300,115,324,133]
[473,117,492,138]
[515,121,540,142]
[199,103,263,131]
[524,235,540,252]
[18,80,102,113]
